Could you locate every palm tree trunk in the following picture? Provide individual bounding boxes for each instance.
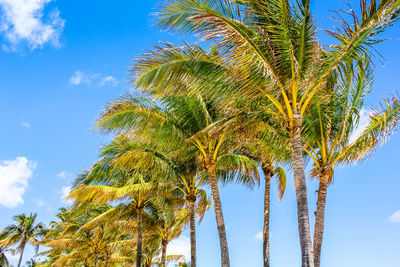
[189,200,197,267]
[290,115,314,267]
[313,176,329,267]
[205,160,230,267]
[161,239,167,267]
[261,166,272,267]
[17,243,26,267]
[136,208,143,267]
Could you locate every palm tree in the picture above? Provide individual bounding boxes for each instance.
[303,61,400,266]
[42,203,133,266]
[238,139,288,267]
[207,111,290,267]
[0,213,44,267]
[130,1,400,265]
[70,141,178,267]
[96,94,260,267]
[173,171,209,267]
[148,205,189,267]
[141,236,185,267]
[92,128,210,267]
[70,181,171,267]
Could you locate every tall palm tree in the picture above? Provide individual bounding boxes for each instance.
[206,111,290,267]
[96,94,260,267]
[130,1,400,265]
[0,213,44,267]
[238,140,288,267]
[303,61,400,266]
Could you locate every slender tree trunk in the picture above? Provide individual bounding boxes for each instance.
[205,160,230,267]
[17,243,26,267]
[262,166,272,267]
[189,200,197,267]
[136,208,143,267]
[161,239,167,267]
[313,176,330,267]
[290,115,314,267]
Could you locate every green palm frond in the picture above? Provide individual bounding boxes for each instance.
[339,95,400,164]
[216,153,260,187]
[273,166,287,200]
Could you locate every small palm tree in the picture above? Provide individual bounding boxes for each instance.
[70,141,177,267]
[0,213,44,267]
[141,236,185,267]
[42,203,133,266]
[149,205,189,267]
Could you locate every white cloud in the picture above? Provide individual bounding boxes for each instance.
[21,121,31,129]
[167,236,190,262]
[69,70,89,85]
[254,231,263,241]
[36,199,45,207]
[57,171,70,179]
[389,210,400,223]
[0,0,65,51]
[70,70,118,87]
[100,75,118,87]
[0,157,36,208]
[60,185,72,205]
[349,109,372,143]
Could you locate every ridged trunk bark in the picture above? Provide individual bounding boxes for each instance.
[136,208,143,267]
[262,166,272,267]
[205,160,230,267]
[189,200,197,267]
[17,242,25,267]
[161,239,167,267]
[313,176,329,267]
[290,115,314,267]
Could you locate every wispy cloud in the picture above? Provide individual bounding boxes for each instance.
[0,0,65,51]
[254,232,263,241]
[167,236,190,262]
[57,171,70,179]
[389,210,400,223]
[70,70,118,87]
[69,70,89,85]
[0,157,36,208]
[21,121,31,129]
[36,199,45,207]
[100,75,118,87]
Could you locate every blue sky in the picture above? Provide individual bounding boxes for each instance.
[0,1,399,266]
